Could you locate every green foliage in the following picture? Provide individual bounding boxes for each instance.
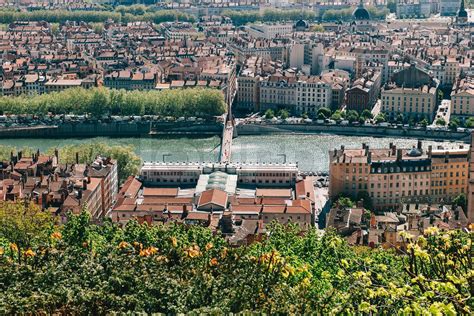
[356,191,373,210]
[361,109,373,120]
[337,196,355,208]
[387,0,397,13]
[0,202,54,263]
[346,110,359,123]
[322,6,387,21]
[375,113,386,123]
[449,117,460,131]
[0,142,141,183]
[0,87,226,118]
[264,109,275,119]
[0,8,194,24]
[277,109,289,119]
[420,118,429,127]
[452,193,467,210]
[317,107,332,120]
[223,9,315,26]
[435,118,446,126]
[51,142,141,183]
[0,206,472,314]
[465,117,474,128]
[331,110,343,121]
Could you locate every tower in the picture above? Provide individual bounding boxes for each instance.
[456,0,468,25]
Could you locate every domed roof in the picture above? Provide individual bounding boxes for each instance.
[458,0,468,18]
[295,19,309,29]
[353,0,370,20]
[407,147,422,157]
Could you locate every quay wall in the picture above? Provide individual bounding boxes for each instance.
[0,121,470,142]
[236,124,472,142]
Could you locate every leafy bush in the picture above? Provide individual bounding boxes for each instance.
[1,206,470,314]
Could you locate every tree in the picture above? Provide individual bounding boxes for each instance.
[360,109,373,120]
[317,107,331,120]
[336,196,354,208]
[448,117,459,131]
[452,193,467,210]
[435,118,446,126]
[396,113,404,123]
[375,113,386,123]
[346,110,359,123]
[437,89,444,101]
[265,109,275,119]
[420,118,429,127]
[356,191,373,210]
[331,110,343,121]
[0,201,54,263]
[310,24,324,32]
[387,0,397,13]
[465,117,474,128]
[277,109,289,119]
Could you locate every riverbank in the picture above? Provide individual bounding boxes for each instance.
[0,121,470,142]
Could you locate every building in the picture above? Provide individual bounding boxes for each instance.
[381,63,439,120]
[440,0,461,15]
[329,141,469,209]
[346,69,381,112]
[260,74,333,116]
[451,76,474,116]
[245,23,294,39]
[104,70,158,90]
[140,162,299,188]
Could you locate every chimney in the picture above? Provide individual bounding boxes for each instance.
[397,149,403,161]
[389,142,393,149]
[75,152,79,164]
[365,145,369,156]
[41,191,48,209]
[341,145,345,152]
[417,140,422,151]
[343,153,346,163]
[391,145,396,156]
[87,176,91,184]
[82,178,87,190]
[181,205,189,220]
[367,151,372,164]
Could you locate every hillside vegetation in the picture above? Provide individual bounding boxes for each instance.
[0,203,472,314]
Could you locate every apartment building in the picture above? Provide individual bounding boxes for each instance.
[346,69,381,112]
[104,70,158,90]
[381,63,439,120]
[329,141,469,209]
[259,74,339,116]
[245,23,294,39]
[451,76,474,116]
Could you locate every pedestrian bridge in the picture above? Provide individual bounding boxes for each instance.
[219,120,233,163]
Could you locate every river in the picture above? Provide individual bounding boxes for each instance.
[0,134,463,172]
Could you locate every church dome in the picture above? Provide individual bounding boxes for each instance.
[458,0,468,18]
[353,1,370,20]
[294,19,309,30]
